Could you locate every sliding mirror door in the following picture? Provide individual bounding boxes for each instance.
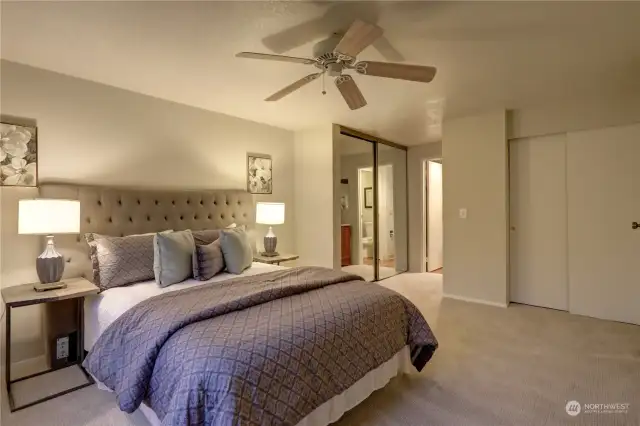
[377,143,408,279]
[338,134,376,281]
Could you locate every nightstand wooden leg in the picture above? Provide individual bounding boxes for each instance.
[6,305,15,411]
[78,297,85,363]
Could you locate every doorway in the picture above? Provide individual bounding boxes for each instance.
[424,159,443,273]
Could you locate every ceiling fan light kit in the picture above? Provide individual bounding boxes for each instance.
[237,19,437,110]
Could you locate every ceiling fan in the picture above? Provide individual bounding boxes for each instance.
[236,20,437,110]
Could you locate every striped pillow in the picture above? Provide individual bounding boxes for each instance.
[192,239,225,281]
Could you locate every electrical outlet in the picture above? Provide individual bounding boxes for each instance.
[56,336,69,360]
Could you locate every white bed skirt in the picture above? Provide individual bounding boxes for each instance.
[131,346,413,426]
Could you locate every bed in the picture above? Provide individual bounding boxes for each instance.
[83,262,285,351]
[40,184,438,426]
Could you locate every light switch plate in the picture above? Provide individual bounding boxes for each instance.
[459,208,467,219]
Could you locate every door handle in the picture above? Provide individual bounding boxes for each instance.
[633,222,640,230]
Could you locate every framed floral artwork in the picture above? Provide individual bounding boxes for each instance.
[364,187,373,208]
[0,122,38,187]
[247,154,272,194]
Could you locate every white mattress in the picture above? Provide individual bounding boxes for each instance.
[84,262,285,351]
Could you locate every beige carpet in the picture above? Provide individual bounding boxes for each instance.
[341,264,399,282]
[3,273,639,426]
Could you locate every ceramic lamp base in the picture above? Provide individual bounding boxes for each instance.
[263,227,278,256]
[36,236,65,284]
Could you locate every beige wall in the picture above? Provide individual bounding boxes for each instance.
[509,93,640,140]
[407,142,442,272]
[293,125,336,268]
[443,111,509,306]
[0,60,296,362]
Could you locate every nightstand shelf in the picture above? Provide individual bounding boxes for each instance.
[2,277,99,412]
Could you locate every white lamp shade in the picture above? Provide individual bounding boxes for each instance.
[256,202,285,225]
[18,199,81,235]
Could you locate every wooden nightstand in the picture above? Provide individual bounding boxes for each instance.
[1,277,99,412]
[253,253,299,265]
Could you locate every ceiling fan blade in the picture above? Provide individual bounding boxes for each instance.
[335,75,367,110]
[354,61,437,83]
[262,17,331,54]
[265,73,322,101]
[236,52,316,65]
[334,20,383,58]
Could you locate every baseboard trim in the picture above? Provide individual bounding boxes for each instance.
[443,293,509,308]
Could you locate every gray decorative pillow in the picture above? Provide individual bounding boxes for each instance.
[153,230,195,287]
[192,229,220,246]
[192,239,225,281]
[219,228,253,274]
[86,233,156,290]
[233,224,257,254]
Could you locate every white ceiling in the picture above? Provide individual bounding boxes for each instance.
[2,1,640,146]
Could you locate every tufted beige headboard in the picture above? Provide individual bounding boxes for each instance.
[39,184,255,281]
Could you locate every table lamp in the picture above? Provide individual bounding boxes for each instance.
[256,202,284,257]
[19,199,81,291]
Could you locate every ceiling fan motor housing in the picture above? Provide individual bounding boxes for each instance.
[312,34,348,76]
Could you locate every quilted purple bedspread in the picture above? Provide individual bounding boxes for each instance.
[84,267,438,426]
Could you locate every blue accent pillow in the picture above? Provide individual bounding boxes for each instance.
[219,228,253,274]
[153,230,195,287]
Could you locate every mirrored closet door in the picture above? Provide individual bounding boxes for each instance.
[377,143,408,279]
[338,133,376,281]
[337,126,408,282]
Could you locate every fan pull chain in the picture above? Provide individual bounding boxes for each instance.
[322,72,327,95]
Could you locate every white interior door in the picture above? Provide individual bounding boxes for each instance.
[427,161,443,271]
[567,123,640,325]
[378,165,394,260]
[509,134,568,310]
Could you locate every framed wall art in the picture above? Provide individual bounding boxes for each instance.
[0,122,38,187]
[364,187,373,208]
[247,154,272,194]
